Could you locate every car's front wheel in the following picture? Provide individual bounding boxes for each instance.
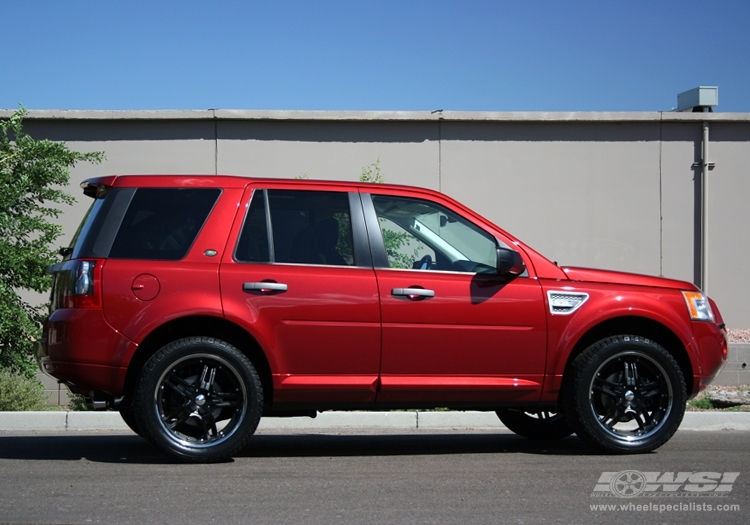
[133,337,263,463]
[497,409,573,440]
[563,335,686,454]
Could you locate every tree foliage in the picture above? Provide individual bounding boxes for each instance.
[0,108,103,377]
[359,157,385,184]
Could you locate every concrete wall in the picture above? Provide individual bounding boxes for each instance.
[4,110,749,329]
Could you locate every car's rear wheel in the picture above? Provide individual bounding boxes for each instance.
[563,335,686,454]
[133,337,263,463]
[497,409,574,439]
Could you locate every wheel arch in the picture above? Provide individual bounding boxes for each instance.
[559,316,693,399]
[122,315,273,409]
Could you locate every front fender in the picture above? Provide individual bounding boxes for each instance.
[542,282,698,395]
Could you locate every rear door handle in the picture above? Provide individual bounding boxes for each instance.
[243,282,288,294]
[391,287,435,300]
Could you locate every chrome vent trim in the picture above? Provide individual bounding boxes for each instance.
[547,291,589,315]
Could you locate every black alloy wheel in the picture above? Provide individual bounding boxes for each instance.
[563,335,686,454]
[133,337,263,463]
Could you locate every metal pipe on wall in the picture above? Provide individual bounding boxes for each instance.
[701,120,710,293]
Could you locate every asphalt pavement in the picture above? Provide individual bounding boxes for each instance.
[0,428,746,525]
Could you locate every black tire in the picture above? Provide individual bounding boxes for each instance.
[118,401,142,436]
[133,337,263,463]
[497,409,574,440]
[563,335,686,454]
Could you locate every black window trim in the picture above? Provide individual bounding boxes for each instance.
[262,189,276,262]
[360,192,389,268]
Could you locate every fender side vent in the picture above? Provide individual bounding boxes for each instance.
[547,291,589,315]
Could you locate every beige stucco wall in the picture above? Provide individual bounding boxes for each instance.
[5,109,749,328]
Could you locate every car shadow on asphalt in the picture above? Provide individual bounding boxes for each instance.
[0,434,166,464]
[0,431,598,464]
[239,432,595,458]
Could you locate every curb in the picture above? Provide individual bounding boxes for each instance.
[1,411,749,432]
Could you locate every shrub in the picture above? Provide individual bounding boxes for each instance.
[67,393,90,411]
[0,369,48,411]
[688,396,715,410]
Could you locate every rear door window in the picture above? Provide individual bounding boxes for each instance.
[235,189,354,266]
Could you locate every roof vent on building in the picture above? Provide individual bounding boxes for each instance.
[676,86,718,112]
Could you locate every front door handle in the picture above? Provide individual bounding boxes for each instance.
[243,282,288,294]
[391,287,435,300]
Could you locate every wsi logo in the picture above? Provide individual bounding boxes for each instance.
[592,471,740,498]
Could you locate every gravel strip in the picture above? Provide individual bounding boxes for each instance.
[727,328,750,343]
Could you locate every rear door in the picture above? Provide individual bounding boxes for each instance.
[220,185,381,405]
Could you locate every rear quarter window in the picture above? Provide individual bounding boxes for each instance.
[75,188,221,260]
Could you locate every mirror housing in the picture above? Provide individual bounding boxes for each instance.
[496,247,525,276]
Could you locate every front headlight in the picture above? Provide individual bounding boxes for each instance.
[682,291,715,322]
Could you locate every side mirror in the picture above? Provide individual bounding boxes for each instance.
[496,247,525,276]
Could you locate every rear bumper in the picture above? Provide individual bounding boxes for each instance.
[37,308,137,396]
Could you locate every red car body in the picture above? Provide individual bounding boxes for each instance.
[37,175,728,461]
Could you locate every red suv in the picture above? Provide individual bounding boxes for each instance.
[37,175,727,462]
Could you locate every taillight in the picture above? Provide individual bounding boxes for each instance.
[64,259,103,308]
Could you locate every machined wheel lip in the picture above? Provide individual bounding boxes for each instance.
[153,352,249,449]
[587,349,674,443]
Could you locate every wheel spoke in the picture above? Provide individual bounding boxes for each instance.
[212,392,239,408]
[639,380,663,399]
[624,361,638,386]
[600,405,626,429]
[592,378,620,399]
[197,411,218,440]
[199,365,217,391]
[162,373,195,399]
[165,406,193,429]
[632,407,652,431]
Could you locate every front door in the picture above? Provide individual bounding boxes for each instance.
[364,192,547,405]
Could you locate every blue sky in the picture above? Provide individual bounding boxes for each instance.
[3,0,749,112]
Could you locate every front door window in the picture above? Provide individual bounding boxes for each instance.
[371,195,498,273]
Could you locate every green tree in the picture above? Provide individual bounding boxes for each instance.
[0,108,103,377]
[359,156,385,184]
